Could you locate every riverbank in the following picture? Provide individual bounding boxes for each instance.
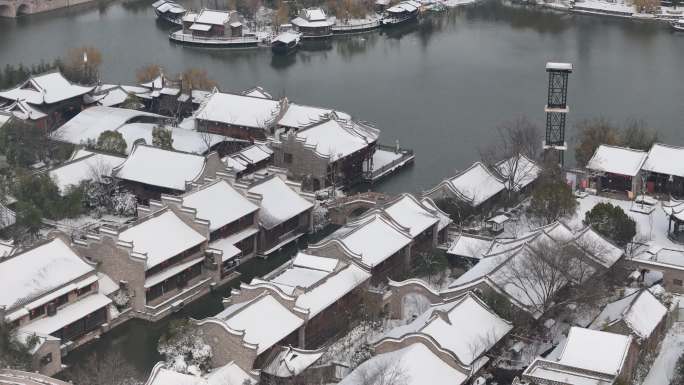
[531,0,684,23]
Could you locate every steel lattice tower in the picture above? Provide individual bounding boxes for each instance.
[543,62,573,167]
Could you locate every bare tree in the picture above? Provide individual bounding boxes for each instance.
[496,239,596,316]
[355,357,409,385]
[64,350,142,385]
[480,116,541,202]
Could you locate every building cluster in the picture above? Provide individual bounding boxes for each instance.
[585,142,684,198]
[0,70,413,193]
[0,153,318,375]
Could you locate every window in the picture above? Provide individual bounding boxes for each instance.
[40,353,53,366]
[56,293,69,306]
[674,279,683,287]
[284,153,293,164]
[29,306,45,320]
[77,284,92,297]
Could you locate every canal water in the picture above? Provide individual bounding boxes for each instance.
[2,0,684,377]
[2,1,684,194]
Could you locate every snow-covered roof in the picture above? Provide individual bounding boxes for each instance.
[495,154,541,191]
[113,144,207,191]
[304,7,327,21]
[590,290,667,340]
[523,358,615,385]
[196,9,231,25]
[556,327,632,376]
[546,62,573,71]
[642,143,684,177]
[292,261,370,318]
[447,233,493,260]
[420,295,512,365]
[384,194,439,237]
[326,213,412,268]
[230,144,273,165]
[292,252,337,271]
[0,100,47,120]
[247,176,312,229]
[52,106,163,145]
[220,294,304,354]
[190,23,212,31]
[383,293,512,367]
[291,16,334,28]
[387,0,421,13]
[145,361,255,385]
[434,162,506,207]
[339,342,469,385]
[0,238,94,311]
[0,71,94,105]
[573,227,623,268]
[118,210,206,270]
[195,92,281,129]
[19,293,111,336]
[48,150,125,194]
[182,180,258,232]
[117,123,233,155]
[277,103,335,128]
[262,346,324,378]
[293,119,374,161]
[241,86,272,100]
[634,245,684,268]
[585,145,647,177]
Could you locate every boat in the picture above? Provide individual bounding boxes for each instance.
[672,18,684,31]
[271,30,302,54]
[331,16,382,34]
[170,9,260,48]
[381,0,421,26]
[152,0,186,25]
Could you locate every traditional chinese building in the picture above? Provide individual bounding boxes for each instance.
[0,70,93,130]
[1,236,115,376]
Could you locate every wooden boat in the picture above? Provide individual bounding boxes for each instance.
[381,0,421,26]
[152,0,186,25]
[271,31,302,54]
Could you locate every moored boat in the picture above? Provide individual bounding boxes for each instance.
[271,30,302,54]
[381,0,421,26]
[672,18,684,31]
[170,9,260,48]
[152,0,186,25]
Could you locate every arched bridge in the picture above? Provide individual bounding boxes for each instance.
[0,0,33,17]
[0,0,93,17]
[325,192,389,225]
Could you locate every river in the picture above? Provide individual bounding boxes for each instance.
[2,0,684,378]
[2,1,684,193]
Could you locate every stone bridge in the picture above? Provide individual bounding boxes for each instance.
[325,192,389,225]
[0,0,94,17]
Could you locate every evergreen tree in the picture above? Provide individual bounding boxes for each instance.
[527,162,577,226]
[584,202,636,247]
[95,131,127,155]
[152,125,174,150]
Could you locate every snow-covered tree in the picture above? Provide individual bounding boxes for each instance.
[158,319,213,375]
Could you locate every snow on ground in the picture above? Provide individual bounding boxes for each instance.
[642,322,684,385]
[440,0,479,7]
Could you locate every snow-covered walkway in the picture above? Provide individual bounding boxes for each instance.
[642,322,684,385]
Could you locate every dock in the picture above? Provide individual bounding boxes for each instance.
[364,144,415,183]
